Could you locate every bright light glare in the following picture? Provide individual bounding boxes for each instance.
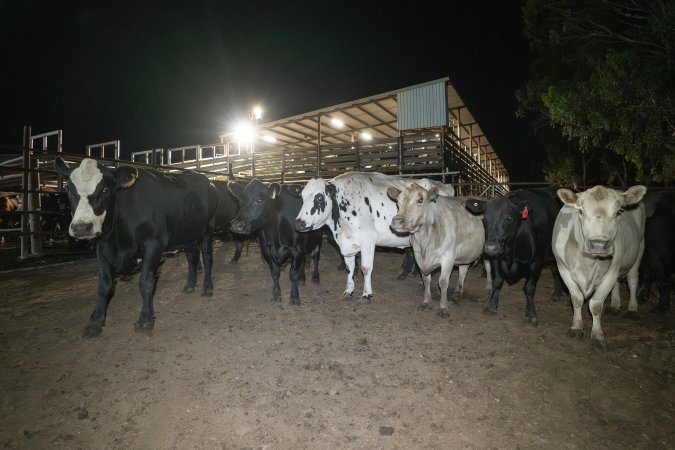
[262,135,276,144]
[233,121,254,143]
[331,117,344,128]
[361,132,372,141]
[252,106,263,120]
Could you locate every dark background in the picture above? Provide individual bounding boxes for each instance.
[0,1,537,181]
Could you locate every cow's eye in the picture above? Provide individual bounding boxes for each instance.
[616,209,624,216]
[102,187,109,194]
[505,216,513,223]
[578,210,584,216]
[256,198,263,204]
[417,197,424,204]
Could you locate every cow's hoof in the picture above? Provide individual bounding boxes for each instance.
[437,308,449,318]
[624,311,640,321]
[312,275,320,283]
[290,297,301,306]
[134,320,155,332]
[450,295,461,305]
[591,338,608,350]
[606,307,621,316]
[201,289,213,297]
[650,305,669,314]
[270,296,282,303]
[229,258,240,264]
[360,295,373,304]
[483,305,498,315]
[183,285,196,294]
[568,328,584,339]
[526,316,539,326]
[81,323,103,338]
[341,291,353,300]
[396,273,408,281]
[119,274,133,282]
[418,302,433,311]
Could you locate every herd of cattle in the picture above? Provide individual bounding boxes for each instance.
[40,157,674,348]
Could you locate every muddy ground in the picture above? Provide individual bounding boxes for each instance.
[0,238,673,449]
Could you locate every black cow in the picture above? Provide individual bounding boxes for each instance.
[638,191,675,314]
[212,180,248,263]
[54,157,217,337]
[466,187,565,325]
[228,180,322,304]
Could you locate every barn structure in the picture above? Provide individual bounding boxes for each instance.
[131,77,509,194]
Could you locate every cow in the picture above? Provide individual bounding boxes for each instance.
[228,180,322,304]
[212,180,248,263]
[388,183,486,316]
[54,157,217,337]
[293,172,454,303]
[637,191,675,314]
[0,191,20,245]
[552,185,646,348]
[465,187,565,325]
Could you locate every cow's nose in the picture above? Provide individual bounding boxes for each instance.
[588,239,610,253]
[70,221,93,237]
[294,218,309,232]
[230,219,249,234]
[391,216,406,230]
[484,242,501,256]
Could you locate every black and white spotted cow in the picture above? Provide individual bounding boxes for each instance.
[54,158,217,337]
[293,172,454,302]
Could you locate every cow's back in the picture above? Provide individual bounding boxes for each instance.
[113,170,213,248]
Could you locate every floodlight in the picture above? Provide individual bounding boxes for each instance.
[233,121,254,144]
[361,132,372,141]
[331,117,344,128]
[262,135,277,144]
[252,106,263,121]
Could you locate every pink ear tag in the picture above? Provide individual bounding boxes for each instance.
[521,206,529,220]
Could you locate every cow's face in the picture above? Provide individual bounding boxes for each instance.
[466,196,525,257]
[558,185,646,258]
[54,158,138,239]
[388,183,435,234]
[294,178,333,232]
[228,179,280,234]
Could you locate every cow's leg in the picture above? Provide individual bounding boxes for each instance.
[183,242,200,293]
[230,235,244,264]
[450,264,468,305]
[311,244,321,283]
[200,234,214,297]
[484,264,504,314]
[342,254,356,298]
[557,268,585,338]
[523,264,543,325]
[625,258,641,320]
[607,283,621,315]
[289,248,306,305]
[440,262,458,316]
[550,265,566,301]
[588,276,617,348]
[360,242,376,303]
[419,273,433,310]
[135,240,163,331]
[398,248,416,280]
[653,281,671,314]
[82,242,116,338]
[268,259,283,302]
[482,259,492,292]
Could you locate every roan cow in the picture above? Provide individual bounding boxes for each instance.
[552,185,646,348]
[228,180,322,304]
[54,158,217,337]
[465,187,565,325]
[637,191,675,314]
[293,171,454,303]
[388,183,486,316]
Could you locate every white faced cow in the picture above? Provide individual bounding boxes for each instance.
[388,183,486,316]
[552,185,646,348]
[293,172,453,302]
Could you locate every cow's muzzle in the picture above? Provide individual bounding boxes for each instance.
[391,216,416,234]
[294,218,311,232]
[484,242,502,257]
[230,219,251,234]
[70,221,95,239]
[585,239,613,258]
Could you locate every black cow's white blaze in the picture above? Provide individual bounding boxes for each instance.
[69,159,105,238]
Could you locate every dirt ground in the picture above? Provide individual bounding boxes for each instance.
[0,238,673,449]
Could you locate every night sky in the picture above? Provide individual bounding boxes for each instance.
[0,1,534,180]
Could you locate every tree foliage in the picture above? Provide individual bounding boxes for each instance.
[517,0,675,185]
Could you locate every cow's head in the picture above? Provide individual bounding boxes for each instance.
[558,185,646,258]
[465,196,529,257]
[54,158,138,239]
[294,177,334,232]
[388,183,436,234]
[228,179,280,234]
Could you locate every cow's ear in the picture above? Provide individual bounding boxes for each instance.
[268,182,281,200]
[227,181,243,199]
[115,166,138,189]
[287,184,303,198]
[622,185,646,206]
[325,183,336,197]
[387,187,401,201]
[427,186,440,203]
[54,157,73,177]
[465,198,486,214]
[557,188,578,207]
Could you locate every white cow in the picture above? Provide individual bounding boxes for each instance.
[552,185,647,348]
[293,172,454,302]
[388,183,486,316]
